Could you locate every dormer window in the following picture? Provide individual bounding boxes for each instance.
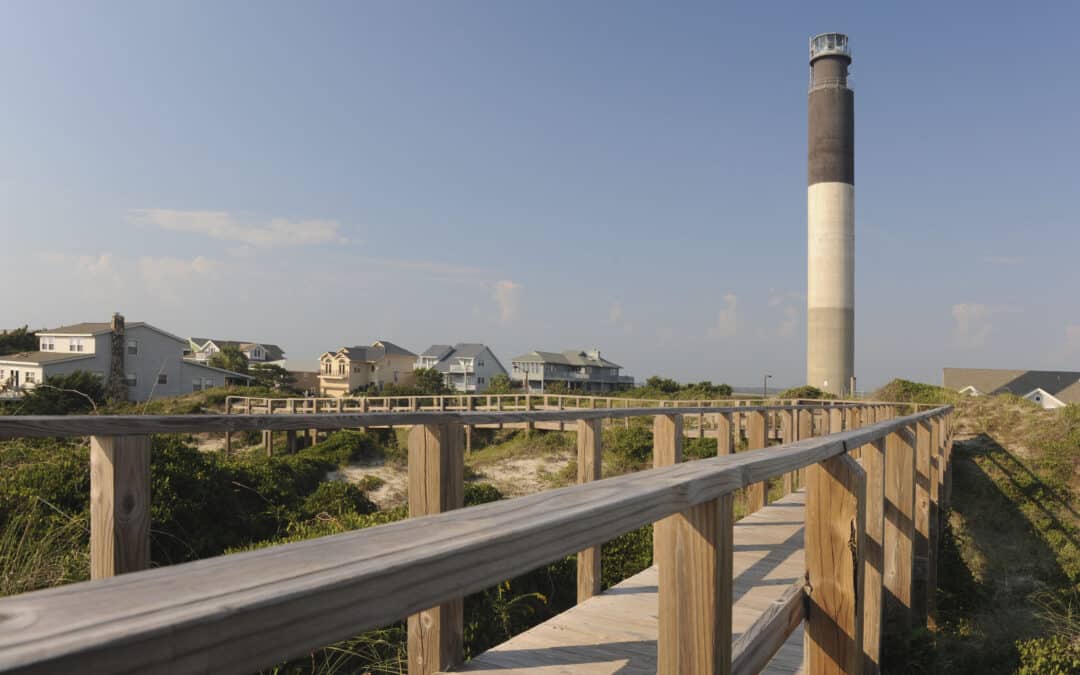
[69,338,85,352]
[41,337,55,351]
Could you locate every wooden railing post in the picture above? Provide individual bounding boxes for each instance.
[263,430,274,457]
[90,435,151,580]
[884,425,916,633]
[577,419,603,602]
[928,416,942,625]
[860,437,886,675]
[657,404,732,675]
[912,420,933,624]
[747,410,767,513]
[782,408,796,494]
[829,407,844,433]
[806,453,866,675]
[407,422,465,674]
[717,412,733,456]
[653,414,683,562]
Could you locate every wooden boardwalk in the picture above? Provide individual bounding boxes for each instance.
[455,491,808,674]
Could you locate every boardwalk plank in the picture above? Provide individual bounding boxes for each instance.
[454,492,809,674]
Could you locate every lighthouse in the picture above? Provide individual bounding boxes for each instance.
[806,32,855,396]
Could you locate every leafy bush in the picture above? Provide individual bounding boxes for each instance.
[0,326,38,356]
[1016,636,1080,674]
[605,425,653,466]
[776,385,835,400]
[873,379,960,405]
[465,482,504,505]
[301,481,377,519]
[14,371,105,415]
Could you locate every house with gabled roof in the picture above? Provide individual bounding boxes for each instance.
[187,338,287,367]
[0,314,251,401]
[510,348,634,393]
[415,343,508,393]
[944,367,1080,409]
[318,340,416,397]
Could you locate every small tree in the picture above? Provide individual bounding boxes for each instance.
[487,373,513,394]
[249,363,295,390]
[0,326,38,356]
[413,367,449,395]
[209,346,249,374]
[17,371,105,415]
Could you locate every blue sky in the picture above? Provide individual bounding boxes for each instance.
[1,1,1077,388]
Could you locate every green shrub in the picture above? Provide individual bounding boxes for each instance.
[15,371,105,415]
[776,385,835,400]
[301,481,377,519]
[605,425,653,466]
[1016,636,1080,674]
[465,482,504,505]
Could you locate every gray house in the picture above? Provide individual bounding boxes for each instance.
[415,344,508,393]
[0,314,251,401]
[510,349,634,393]
[943,367,1080,409]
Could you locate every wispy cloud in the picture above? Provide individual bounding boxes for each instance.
[609,301,623,323]
[494,280,521,322]
[138,255,221,286]
[130,209,346,246]
[951,303,1018,349]
[709,293,738,339]
[1066,325,1080,351]
[982,255,1025,266]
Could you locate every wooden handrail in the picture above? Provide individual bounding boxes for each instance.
[0,403,866,440]
[0,406,950,674]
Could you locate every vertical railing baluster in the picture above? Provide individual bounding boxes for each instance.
[746,410,767,513]
[806,453,866,674]
[407,422,465,674]
[577,419,603,602]
[884,425,916,633]
[90,434,151,580]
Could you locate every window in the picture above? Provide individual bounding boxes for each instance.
[41,337,55,351]
[338,362,346,375]
[124,373,137,386]
[323,361,331,374]
[25,372,35,384]
[127,339,138,356]
[478,376,485,385]
[157,373,168,384]
[70,338,84,352]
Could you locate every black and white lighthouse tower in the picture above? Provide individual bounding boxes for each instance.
[806,32,855,397]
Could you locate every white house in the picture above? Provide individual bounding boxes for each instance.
[510,349,634,393]
[415,344,508,393]
[944,367,1080,410]
[0,314,251,401]
[187,338,287,367]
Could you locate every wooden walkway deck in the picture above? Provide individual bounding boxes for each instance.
[454,491,808,674]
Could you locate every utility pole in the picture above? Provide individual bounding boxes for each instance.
[763,374,772,401]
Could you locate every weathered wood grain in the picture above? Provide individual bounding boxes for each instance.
[408,423,465,674]
[806,453,865,675]
[746,411,767,514]
[658,495,729,674]
[912,420,932,625]
[577,419,603,603]
[860,438,886,675]
[884,426,916,633]
[653,414,683,573]
[717,412,733,456]
[90,435,151,580]
[731,581,805,675]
